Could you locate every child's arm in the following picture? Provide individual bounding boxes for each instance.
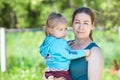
[55,39,90,59]
[60,47,90,59]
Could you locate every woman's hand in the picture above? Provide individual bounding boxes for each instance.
[48,76,54,80]
[54,77,66,80]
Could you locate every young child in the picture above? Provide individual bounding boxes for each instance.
[39,12,90,80]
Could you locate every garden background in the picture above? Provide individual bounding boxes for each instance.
[0,0,120,80]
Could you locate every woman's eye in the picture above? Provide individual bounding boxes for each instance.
[84,23,88,25]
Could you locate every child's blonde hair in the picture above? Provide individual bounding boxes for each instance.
[45,12,67,36]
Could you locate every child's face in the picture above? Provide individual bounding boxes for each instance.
[49,24,67,38]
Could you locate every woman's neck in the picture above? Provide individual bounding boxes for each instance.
[73,37,92,49]
[75,37,91,44]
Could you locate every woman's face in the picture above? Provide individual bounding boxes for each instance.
[72,13,94,39]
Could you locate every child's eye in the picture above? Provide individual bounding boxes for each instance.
[60,29,63,31]
[75,22,79,24]
[65,28,67,30]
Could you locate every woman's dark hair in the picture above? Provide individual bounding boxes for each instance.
[72,7,95,40]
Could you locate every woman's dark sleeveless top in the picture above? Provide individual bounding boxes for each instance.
[69,42,99,80]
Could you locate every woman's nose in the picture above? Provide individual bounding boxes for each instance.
[78,24,84,29]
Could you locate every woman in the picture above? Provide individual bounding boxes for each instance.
[69,7,103,80]
[44,7,103,80]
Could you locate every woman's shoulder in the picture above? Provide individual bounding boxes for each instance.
[88,42,103,60]
[91,46,102,54]
[90,42,102,55]
[86,42,100,49]
[89,45,103,61]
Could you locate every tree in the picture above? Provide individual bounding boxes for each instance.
[0,0,120,29]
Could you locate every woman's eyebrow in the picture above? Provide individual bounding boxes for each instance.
[84,20,90,22]
[74,19,90,22]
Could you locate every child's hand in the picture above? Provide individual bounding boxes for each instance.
[85,49,91,61]
[85,49,91,57]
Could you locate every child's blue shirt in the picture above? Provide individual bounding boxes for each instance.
[40,36,86,70]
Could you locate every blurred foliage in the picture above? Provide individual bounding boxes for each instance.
[0,30,120,80]
[0,0,120,29]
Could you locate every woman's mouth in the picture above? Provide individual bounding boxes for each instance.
[77,31,85,33]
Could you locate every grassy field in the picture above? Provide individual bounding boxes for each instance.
[0,30,120,80]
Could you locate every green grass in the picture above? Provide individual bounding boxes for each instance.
[0,30,120,80]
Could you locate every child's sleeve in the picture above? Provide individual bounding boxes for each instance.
[56,39,86,59]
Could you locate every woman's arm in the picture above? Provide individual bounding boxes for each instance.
[88,47,103,80]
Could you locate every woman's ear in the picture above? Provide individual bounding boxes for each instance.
[92,26,94,30]
[91,23,95,30]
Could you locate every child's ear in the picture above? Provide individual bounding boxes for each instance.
[48,28,53,34]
